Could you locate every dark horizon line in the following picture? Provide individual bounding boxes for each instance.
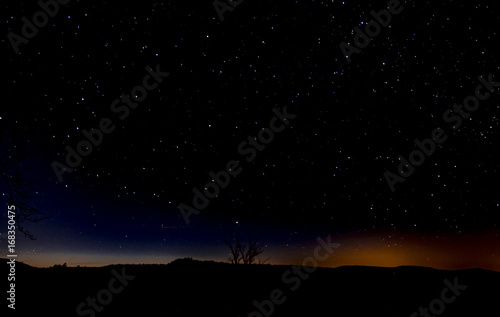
[2,258,498,273]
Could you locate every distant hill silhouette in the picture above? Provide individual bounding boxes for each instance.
[2,258,498,317]
[1,258,34,270]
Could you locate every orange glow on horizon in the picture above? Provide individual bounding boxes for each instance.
[294,230,500,272]
[12,230,500,272]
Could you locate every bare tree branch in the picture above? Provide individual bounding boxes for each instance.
[0,140,46,240]
[225,234,266,265]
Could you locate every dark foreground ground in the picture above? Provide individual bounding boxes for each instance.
[2,258,499,316]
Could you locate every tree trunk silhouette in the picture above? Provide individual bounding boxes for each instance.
[225,234,266,264]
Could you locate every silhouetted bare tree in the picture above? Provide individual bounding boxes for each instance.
[241,238,264,264]
[225,236,243,264]
[225,235,268,264]
[0,141,46,240]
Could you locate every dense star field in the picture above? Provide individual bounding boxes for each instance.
[1,0,500,271]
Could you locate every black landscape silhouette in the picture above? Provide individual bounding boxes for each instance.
[3,258,498,317]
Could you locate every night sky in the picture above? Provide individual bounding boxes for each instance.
[1,0,500,271]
